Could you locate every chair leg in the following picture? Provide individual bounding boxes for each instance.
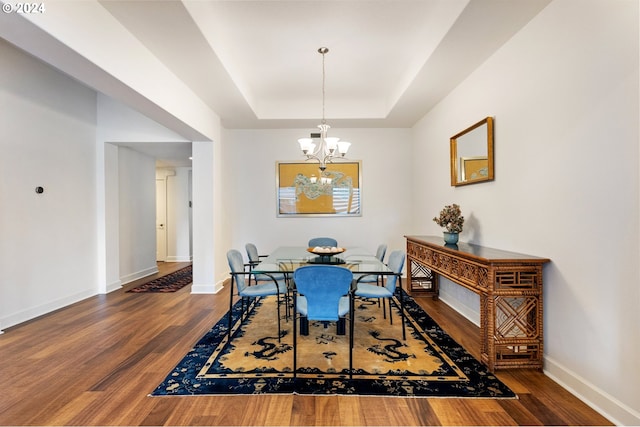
[228,277,235,342]
[349,294,354,379]
[276,293,282,342]
[278,276,291,322]
[287,276,294,320]
[293,291,298,378]
[241,296,247,322]
[300,317,309,335]
[284,289,291,321]
[399,278,406,340]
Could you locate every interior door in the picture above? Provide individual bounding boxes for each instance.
[156,178,167,262]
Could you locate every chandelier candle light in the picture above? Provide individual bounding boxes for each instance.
[298,47,351,171]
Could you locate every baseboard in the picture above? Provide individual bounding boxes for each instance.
[166,255,193,262]
[120,265,159,285]
[437,290,633,424]
[106,279,122,293]
[191,279,225,294]
[0,289,96,333]
[438,287,481,327]
[544,356,639,426]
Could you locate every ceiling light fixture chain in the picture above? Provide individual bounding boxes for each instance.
[298,47,351,172]
[320,46,327,128]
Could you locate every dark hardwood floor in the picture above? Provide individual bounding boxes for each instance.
[0,262,612,426]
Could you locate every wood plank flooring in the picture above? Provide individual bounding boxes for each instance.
[0,262,612,426]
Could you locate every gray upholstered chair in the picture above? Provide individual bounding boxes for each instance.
[353,244,387,281]
[355,250,406,339]
[245,243,266,267]
[293,264,353,378]
[352,243,388,305]
[245,243,286,284]
[373,243,387,264]
[226,249,287,342]
[308,237,338,247]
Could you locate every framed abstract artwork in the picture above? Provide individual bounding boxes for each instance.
[460,156,489,182]
[276,161,362,217]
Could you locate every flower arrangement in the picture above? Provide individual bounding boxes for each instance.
[433,203,464,233]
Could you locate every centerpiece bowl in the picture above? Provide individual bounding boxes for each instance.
[307,246,346,255]
[307,247,346,264]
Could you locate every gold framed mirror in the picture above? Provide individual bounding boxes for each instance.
[450,117,494,186]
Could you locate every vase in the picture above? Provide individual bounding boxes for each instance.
[443,231,459,245]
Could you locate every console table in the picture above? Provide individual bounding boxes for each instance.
[405,235,550,371]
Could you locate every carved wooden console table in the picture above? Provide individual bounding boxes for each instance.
[405,235,550,371]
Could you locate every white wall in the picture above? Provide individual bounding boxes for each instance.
[411,1,639,424]
[97,93,224,291]
[224,128,412,256]
[192,139,226,293]
[0,39,99,330]
[117,147,158,283]
[1,40,222,331]
[97,94,191,143]
[104,142,120,291]
[97,94,194,283]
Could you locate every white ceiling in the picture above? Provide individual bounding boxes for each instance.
[98,0,551,129]
[3,0,552,166]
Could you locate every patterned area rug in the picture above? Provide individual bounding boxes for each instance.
[152,290,516,398]
[127,265,192,293]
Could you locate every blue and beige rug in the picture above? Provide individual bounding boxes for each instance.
[152,290,515,398]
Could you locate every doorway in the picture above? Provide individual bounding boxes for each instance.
[156,178,167,262]
[156,168,193,263]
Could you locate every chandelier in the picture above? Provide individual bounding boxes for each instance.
[298,47,351,171]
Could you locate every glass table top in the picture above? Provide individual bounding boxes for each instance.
[254,246,393,274]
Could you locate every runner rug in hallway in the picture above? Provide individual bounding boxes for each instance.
[127,265,192,293]
[151,290,516,398]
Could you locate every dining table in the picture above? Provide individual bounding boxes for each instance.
[250,246,406,339]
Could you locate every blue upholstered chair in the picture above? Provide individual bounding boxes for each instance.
[308,237,338,247]
[292,265,353,378]
[355,250,406,339]
[226,249,287,342]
